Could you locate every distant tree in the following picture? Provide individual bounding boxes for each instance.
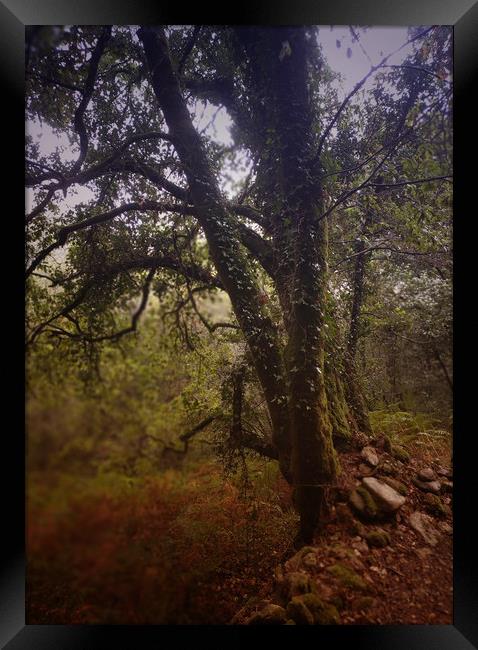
[26,25,452,543]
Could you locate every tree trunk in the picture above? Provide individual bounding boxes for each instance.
[286,216,338,543]
[138,27,292,481]
[235,27,343,542]
[344,229,373,435]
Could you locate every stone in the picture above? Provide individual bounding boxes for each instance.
[284,546,318,572]
[349,487,378,520]
[326,563,368,591]
[409,511,441,546]
[440,480,453,493]
[289,594,340,625]
[361,445,379,466]
[230,598,273,625]
[439,521,453,535]
[358,463,375,476]
[362,477,406,513]
[412,477,441,494]
[418,467,436,481]
[377,461,398,477]
[415,547,432,560]
[379,476,408,495]
[286,597,314,625]
[247,604,287,625]
[302,553,318,569]
[422,493,451,518]
[366,529,392,548]
[437,468,452,479]
[280,572,311,600]
[391,445,411,463]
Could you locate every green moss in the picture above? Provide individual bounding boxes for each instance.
[292,593,340,625]
[391,445,411,463]
[379,476,408,496]
[423,493,450,518]
[330,595,344,611]
[353,596,375,611]
[326,563,368,591]
[356,485,378,518]
[286,598,314,625]
[378,461,398,477]
[365,529,391,548]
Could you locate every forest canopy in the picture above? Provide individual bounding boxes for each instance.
[26,25,452,550]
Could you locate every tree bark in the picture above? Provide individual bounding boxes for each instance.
[237,28,339,543]
[344,235,373,435]
[138,27,292,481]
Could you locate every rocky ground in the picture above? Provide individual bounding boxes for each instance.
[231,435,453,625]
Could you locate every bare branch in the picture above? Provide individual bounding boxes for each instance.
[178,26,202,75]
[70,26,112,175]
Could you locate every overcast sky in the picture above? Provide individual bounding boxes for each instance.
[26,26,422,213]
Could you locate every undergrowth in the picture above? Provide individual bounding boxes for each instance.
[370,404,452,461]
[27,459,296,625]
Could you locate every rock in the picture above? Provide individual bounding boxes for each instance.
[412,477,441,494]
[358,463,375,476]
[361,445,380,466]
[409,511,441,546]
[284,546,318,572]
[391,445,411,463]
[302,553,318,569]
[289,593,340,625]
[230,599,271,625]
[326,562,368,591]
[439,521,453,535]
[422,493,451,518]
[351,539,369,554]
[418,467,436,481]
[335,503,367,536]
[366,529,391,548]
[349,486,378,520]
[280,571,311,600]
[286,597,314,625]
[362,477,406,513]
[379,476,408,495]
[247,604,287,625]
[437,467,452,479]
[415,547,432,560]
[376,461,398,477]
[440,479,453,493]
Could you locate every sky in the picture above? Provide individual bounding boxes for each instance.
[26,26,421,214]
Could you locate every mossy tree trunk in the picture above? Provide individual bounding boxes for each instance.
[236,27,339,543]
[344,233,373,435]
[140,26,346,542]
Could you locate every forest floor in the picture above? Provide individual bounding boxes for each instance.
[27,434,452,625]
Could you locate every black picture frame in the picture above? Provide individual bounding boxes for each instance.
[3,1,477,647]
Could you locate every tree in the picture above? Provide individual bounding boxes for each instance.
[26,25,452,543]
